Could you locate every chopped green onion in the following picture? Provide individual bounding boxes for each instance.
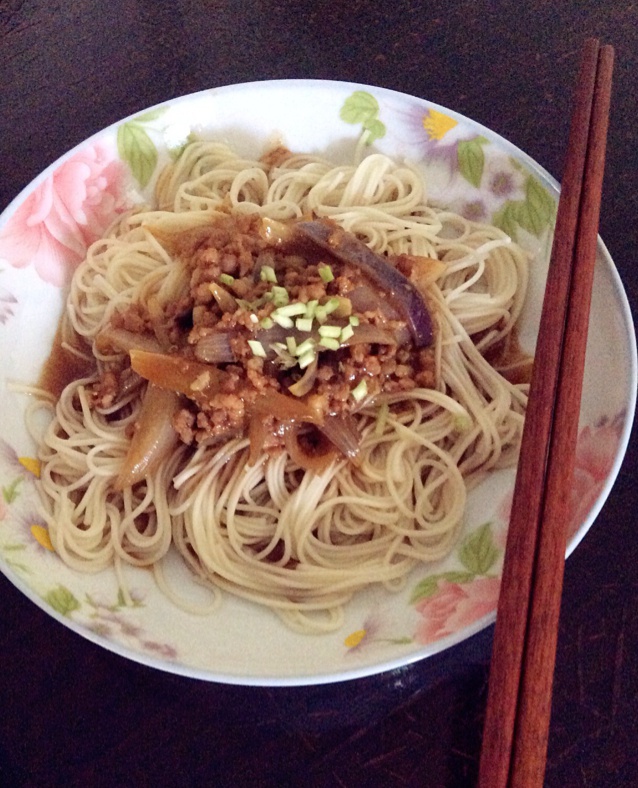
[260,316,274,329]
[298,349,316,369]
[318,325,342,339]
[319,337,340,351]
[318,264,334,283]
[304,299,318,320]
[247,340,266,358]
[259,265,277,283]
[272,313,294,329]
[219,273,235,286]
[295,338,316,357]
[332,296,352,318]
[286,336,297,355]
[349,315,360,326]
[323,297,340,315]
[274,302,307,318]
[340,324,354,342]
[271,286,289,307]
[351,379,368,402]
[295,317,313,332]
[314,306,327,324]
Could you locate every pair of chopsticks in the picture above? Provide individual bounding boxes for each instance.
[478,38,614,788]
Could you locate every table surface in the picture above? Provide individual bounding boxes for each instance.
[1,2,636,786]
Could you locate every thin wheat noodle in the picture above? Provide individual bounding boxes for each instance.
[33,141,530,633]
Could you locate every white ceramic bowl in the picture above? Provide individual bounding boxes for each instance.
[0,80,635,685]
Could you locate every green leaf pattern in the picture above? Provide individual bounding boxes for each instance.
[340,92,387,144]
[116,107,168,188]
[457,136,488,188]
[458,521,499,576]
[493,175,555,240]
[410,522,500,604]
[45,585,81,616]
[2,476,22,504]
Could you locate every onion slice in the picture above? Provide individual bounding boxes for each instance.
[317,413,362,463]
[114,384,180,489]
[95,328,162,356]
[130,349,229,400]
[249,389,323,424]
[288,355,318,397]
[209,282,237,313]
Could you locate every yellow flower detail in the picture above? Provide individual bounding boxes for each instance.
[30,525,54,551]
[344,629,367,649]
[19,456,41,477]
[422,109,458,141]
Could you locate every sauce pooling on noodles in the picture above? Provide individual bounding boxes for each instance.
[33,142,531,633]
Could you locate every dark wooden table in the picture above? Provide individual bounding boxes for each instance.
[1,2,636,786]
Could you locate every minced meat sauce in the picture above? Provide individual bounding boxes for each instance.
[93,212,437,451]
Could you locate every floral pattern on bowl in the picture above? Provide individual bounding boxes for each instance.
[0,80,635,685]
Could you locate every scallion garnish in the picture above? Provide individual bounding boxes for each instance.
[271,286,289,307]
[340,324,354,342]
[295,338,315,357]
[318,264,334,283]
[298,349,316,369]
[323,297,340,315]
[351,379,368,402]
[259,265,277,284]
[295,317,313,332]
[318,325,342,339]
[247,340,267,358]
[304,299,318,320]
[319,336,340,351]
[272,313,294,329]
[219,273,235,286]
[274,302,306,318]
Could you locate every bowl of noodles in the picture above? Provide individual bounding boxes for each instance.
[0,80,635,685]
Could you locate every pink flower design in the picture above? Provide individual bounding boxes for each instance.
[494,416,623,543]
[568,419,622,537]
[0,142,128,286]
[414,576,501,645]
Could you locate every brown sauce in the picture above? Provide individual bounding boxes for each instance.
[38,321,95,399]
[483,325,534,385]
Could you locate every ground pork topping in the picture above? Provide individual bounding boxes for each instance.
[92,213,437,450]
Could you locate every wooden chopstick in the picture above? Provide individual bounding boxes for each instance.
[478,38,614,788]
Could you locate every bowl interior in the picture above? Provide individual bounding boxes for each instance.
[0,80,635,685]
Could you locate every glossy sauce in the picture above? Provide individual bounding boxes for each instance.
[38,322,95,399]
[483,325,534,385]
